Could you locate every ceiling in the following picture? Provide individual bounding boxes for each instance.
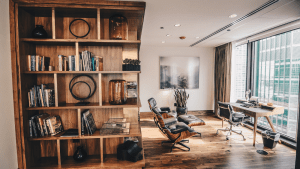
[117,0,300,47]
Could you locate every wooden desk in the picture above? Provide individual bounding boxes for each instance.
[230,103,284,146]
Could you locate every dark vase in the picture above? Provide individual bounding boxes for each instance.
[134,65,140,71]
[32,25,48,38]
[73,146,87,162]
[176,107,188,116]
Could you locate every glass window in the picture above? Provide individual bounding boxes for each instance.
[230,44,247,101]
[253,29,300,140]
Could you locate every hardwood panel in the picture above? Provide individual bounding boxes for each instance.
[18,7,36,39]
[100,18,109,40]
[103,138,123,154]
[40,140,57,157]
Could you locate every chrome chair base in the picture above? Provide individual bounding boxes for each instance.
[216,125,246,140]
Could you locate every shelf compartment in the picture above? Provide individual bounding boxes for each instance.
[24,71,141,74]
[102,154,145,168]
[28,123,141,141]
[55,8,98,40]
[21,38,141,44]
[18,7,53,39]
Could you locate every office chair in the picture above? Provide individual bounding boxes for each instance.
[148,98,201,152]
[216,101,250,140]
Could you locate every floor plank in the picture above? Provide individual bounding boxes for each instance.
[141,112,296,169]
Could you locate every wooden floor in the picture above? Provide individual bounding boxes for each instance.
[140,112,296,169]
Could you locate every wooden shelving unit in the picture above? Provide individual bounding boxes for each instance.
[9,1,145,169]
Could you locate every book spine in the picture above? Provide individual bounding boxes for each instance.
[46,119,53,135]
[81,115,85,135]
[58,55,63,71]
[31,117,37,137]
[99,57,103,71]
[64,57,67,71]
[43,119,48,135]
[27,55,31,71]
[72,55,75,71]
[31,55,35,71]
[36,55,39,71]
[68,55,72,71]
[29,119,33,137]
[34,116,43,137]
[39,89,44,107]
[28,92,31,107]
[45,90,49,107]
[41,56,44,71]
[92,57,95,71]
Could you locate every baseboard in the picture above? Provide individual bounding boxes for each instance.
[140,110,214,119]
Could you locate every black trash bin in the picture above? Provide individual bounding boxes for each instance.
[261,130,280,149]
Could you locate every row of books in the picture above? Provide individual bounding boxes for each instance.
[28,84,54,107]
[58,51,103,71]
[29,114,63,137]
[27,55,50,71]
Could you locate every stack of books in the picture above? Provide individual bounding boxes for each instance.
[29,114,63,137]
[28,84,54,107]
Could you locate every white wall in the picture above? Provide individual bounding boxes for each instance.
[139,45,214,112]
[0,0,18,168]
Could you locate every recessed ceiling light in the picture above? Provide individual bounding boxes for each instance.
[196,37,199,39]
[162,41,165,43]
[174,24,181,27]
[166,34,171,37]
[229,14,237,18]
[160,27,164,29]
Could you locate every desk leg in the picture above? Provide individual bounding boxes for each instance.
[253,116,258,146]
[265,116,281,144]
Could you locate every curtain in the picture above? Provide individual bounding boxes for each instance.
[246,42,255,93]
[214,42,232,115]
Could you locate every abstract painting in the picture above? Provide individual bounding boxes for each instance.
[160,56,199,89]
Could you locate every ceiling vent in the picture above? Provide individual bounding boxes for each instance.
[190,0,279,47]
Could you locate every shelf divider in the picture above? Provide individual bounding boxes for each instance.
[57,139,61,166]
[97,8,101,40]
[75,42,79,71]
[99,73,102,106]
[52,7,56,39]
[100,138,103,163]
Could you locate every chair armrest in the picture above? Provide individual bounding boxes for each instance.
[168,122,194,134]
[160,107,170,112]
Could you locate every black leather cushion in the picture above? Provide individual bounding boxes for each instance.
[232,112,250,122]
[164,117,177,126]
[178,115,205,125]
[168,122,194,134]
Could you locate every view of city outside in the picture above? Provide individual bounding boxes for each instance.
[232,44,247,101]
[254,29,300,140]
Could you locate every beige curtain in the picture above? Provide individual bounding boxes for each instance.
[214,42,232,115]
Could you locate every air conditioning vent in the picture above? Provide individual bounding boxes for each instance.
[190,0,279,47]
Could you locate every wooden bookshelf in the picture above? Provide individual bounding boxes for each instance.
[9,1,145,169]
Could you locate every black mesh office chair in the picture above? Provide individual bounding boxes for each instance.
[216,101,250,140]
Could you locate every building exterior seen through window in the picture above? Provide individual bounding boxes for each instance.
[254,29,300,140]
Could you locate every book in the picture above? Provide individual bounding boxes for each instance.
[46,116,64,136]
[27,55,31,71]
[36,55,40,72]
[82,110,96,135]
[31,117,38,137]
[29,119,33,137]
[60,129,78,137]
[81,115,85,135]
[31,55,35,71]
[58,55,64,71]
[68,55,72,71]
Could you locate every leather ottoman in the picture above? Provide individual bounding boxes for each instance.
[178,115,206,127]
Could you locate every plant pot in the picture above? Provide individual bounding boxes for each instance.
[32,25,48,38]
[134,65,140,71]
[176,107,187,116]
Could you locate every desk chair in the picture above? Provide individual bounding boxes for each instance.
[216,101,250,140]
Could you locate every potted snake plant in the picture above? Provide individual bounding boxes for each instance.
[174,88,189,116]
